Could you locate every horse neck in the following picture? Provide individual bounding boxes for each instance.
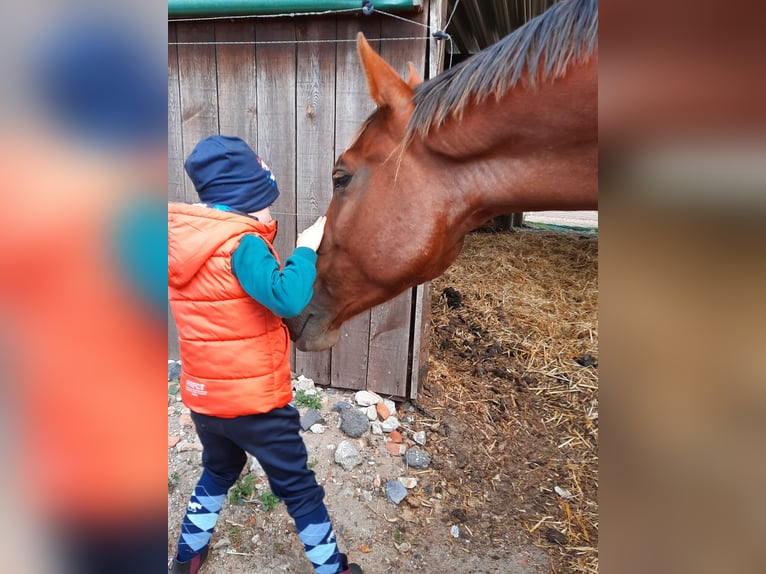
[422,58,598,231]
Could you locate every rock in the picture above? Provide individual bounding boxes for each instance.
[168,436,180,448]
[450,525,460,539]
[177,440,203,452]
[213,537,231,550]
[380,416,400,433]
[382,398,396,415]
[405,447,431,469]
[331,401,353,413]
[403,401,416,412]
[309,423,325,434]
[386,479,408,504]
[250,457,266,476]
[334,440,363,471]
[340,407,369,438]
[398,477,418,489]
[179,413,194,428]
[388,430,403,443]
[545,528,568,545]
[413,431,427,446]
[376,402,391,420]
[386,442,405,457]
[554,486,573,499]
[168,360,181,381]
[364,405,378,421]
[354,390,381,407]
[294,375,316,392]
[300,409,324,431]
[370,422,383,435]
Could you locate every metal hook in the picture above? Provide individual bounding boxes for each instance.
[362,1,375,16]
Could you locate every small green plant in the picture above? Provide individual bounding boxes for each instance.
[168,472,180,491]
[393,529,403,543]
[294,389,322,410]
[259,490,281,511]
[229,474,256,506]
[168,382,179,395]
[307,459,317,471]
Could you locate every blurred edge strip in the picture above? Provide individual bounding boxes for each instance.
[168,0,421,18]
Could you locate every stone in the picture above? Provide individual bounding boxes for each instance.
[331,401,353,413]
[179,413,194,428]
[177,440,203,452]
[294,375,316,392]
[450,525,460,539]
[168,360,181,381]
[250,457,266,476]
[386,479,408,504]
[386,442,405,457]
[376,402,391,420]
[380,416,400,433]
[213,537,231,550]
[354,390,381,407]
[309,424,325,434]
[405,447,431,469]
[364,405,378,421]
[413,431,427,446]
[340,407,369,438]
[300,409,324,431]
[334,440,363,471]
[168,436,180,448]
[370,422,383,435]
[388,430,403,443]
[398,477,418,489]
[382,398,396,415]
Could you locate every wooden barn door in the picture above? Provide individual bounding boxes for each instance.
[168,1,446,399]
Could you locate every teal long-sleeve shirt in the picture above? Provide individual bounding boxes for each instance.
[231,234,317,318]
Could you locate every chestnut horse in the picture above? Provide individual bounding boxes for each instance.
[288,0,598,351]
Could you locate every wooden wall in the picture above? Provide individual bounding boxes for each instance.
[168,2,447,398]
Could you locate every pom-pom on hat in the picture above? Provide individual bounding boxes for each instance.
[184,135,280,213]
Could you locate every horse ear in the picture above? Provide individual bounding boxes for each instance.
[406,62,423,88]
[356,32,414,110]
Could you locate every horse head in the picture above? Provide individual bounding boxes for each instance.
[287,34,465,351]
[288,0,598,351]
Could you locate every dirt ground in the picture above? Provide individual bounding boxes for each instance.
[168,227,599,573]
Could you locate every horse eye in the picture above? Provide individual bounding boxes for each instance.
[333,173,352,190]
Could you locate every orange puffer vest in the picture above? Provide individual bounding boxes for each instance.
[168,202,293,417]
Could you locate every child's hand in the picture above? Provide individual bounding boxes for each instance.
[296,216,326,252]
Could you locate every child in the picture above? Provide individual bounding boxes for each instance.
[168,135,362,574]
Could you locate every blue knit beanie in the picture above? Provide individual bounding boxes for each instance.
[184,136,280,213]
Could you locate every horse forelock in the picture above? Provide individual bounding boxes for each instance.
[405,0,598,144]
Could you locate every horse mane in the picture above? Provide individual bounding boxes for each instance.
[405,0,598,143]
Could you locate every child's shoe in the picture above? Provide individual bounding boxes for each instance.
[169,547,208,574]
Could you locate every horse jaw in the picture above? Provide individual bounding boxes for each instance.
[285,309,341,352]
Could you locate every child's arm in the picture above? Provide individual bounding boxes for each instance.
[231,238,317,319]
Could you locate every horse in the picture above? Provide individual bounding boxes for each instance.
[287,0,598,352]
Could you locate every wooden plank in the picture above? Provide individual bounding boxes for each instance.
[177,22,219,202]
[168,23,184,202]
[409,282,431,398]
[252,20,298,374]
[254,19,297,265]
[214,20,257,143]
[329,14,381,392]
[410,0,449,399]
[365,11,429,398]
[293,17,337,385]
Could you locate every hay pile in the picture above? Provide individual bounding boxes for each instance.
[420,228,598,573]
